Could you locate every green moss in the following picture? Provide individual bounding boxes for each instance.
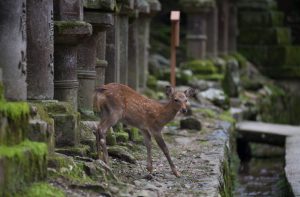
[48,154,94,184]
[126,128,141,142]
[0,101,29,121]
[115,132,129,143]
[230,53,247,69]
[219,111,236,124]
[0,101,30,145]
[194,108,217,118]
[147,75,158,90]
[182,59,218,75]
[219,149,233,197]
[0,82,4,101]
[0,140,47,196]
[195,73,224,81]
[17,182,65,197]
[106,129,117,146]
[54,21,92,35]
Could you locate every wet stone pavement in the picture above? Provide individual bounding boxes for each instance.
[110,114,232,197]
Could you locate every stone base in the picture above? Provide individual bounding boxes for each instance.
[35,101,80,147]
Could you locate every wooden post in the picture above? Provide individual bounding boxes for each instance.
[170,11,180,87]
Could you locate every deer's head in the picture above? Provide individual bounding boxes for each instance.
[166,86,196,113]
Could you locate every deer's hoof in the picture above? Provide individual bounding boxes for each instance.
[173,169,181,177]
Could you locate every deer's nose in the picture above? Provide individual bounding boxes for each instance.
[181,108,187,113]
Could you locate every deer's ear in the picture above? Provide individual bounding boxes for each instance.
[165,86,175,98]
[184,88,196,98]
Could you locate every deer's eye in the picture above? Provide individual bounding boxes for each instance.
[174,99,179,102]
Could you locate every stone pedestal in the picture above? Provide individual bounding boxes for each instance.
[27,0,54,100]
[228,2,237,53]
[206,7,218,58]
[105,15,120,83]
[128,0,150,90]
[0,0,27,101]
[186,12,208,59]
[54,22,92,111]
[217,0,229,55]
[78,11,113,114]
[138,0,160,91]
[181,1,215,59]
[53,0,92,111]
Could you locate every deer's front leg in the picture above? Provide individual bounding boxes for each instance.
[153,131,181,177]
[141,130,153,173]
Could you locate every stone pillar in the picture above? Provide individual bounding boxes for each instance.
[138,0,161,91]
[105,15,119,83]
[181,1,215,59]
[78,3,114,114]
[206,7,218,58]
[228,2,237,53]
[0,0,27,101]
[27,0,54,100]
[128,0,150,90]
[217,0,229,55]
[53,0,92,111]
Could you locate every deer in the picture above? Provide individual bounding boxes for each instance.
[93,83,195,177]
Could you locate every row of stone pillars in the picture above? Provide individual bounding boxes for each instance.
[0,0,160,115]
[182,0,237,59]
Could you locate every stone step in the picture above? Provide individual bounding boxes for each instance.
[0,140,48,196]
[238,10,284,27]
[238,27,291,45]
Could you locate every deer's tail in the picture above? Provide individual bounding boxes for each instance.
[93,87,107,113]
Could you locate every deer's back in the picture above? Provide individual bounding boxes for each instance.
[95,83,163,129]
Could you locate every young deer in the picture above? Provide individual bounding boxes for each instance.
[93,83,195,177]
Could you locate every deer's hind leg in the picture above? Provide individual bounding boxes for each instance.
[96,110,121,164]
[140,129,153,173]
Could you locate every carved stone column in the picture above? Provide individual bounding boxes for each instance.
[228,1,237,53]
[206,6,218,58]
[78,3,113,114]
[27,0,54,100]
[105,15,119,83]
[138,0,161,91]
[128,0,150,90]
[181,1,215,59]
[53,0,92,111]
[217,0,229,55]
[0,0,27,101]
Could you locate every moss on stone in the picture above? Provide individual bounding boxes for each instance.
[182,59,218,75]
[0,101,30,145]
[219,111,236,124]
[54,21,92,35]
[84,0,116,11]
[180,0,216,11]
[193,108,217,118]
[115,132,129,143]
[0,82,4,101]
[147,75,158,90]
[0,140,47,196]
[195,73,224,81]
[55,144,90,157]
[16,182,65,197]
[0,101,29,121]
[126,128,141,142]
[106,129,117,146]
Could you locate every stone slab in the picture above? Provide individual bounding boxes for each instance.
[236,121,300,146]
[285,136,300,196]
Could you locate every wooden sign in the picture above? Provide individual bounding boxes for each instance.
[170,11,180,87]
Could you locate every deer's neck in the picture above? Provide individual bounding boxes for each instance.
[158,102,180,126]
